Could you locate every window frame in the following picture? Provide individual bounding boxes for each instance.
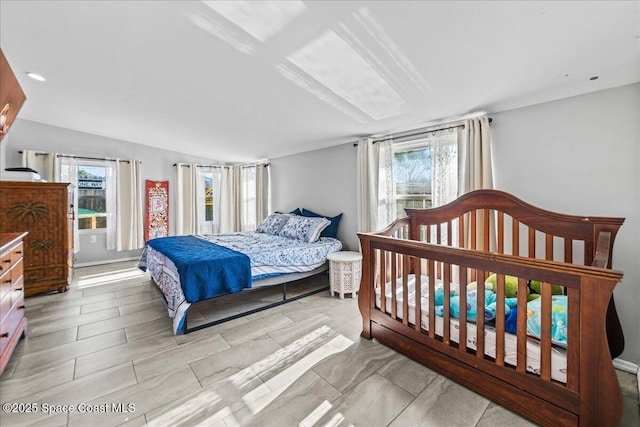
[76,162,109,234]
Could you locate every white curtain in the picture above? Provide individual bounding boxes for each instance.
[175,163,197,235]
[255,164,271,224]
[458,117,495,250]
[431,131,459,207]
[115,159,144,251]
[377,140,395,229]
[458,117,494,193]
[219,166,238,233]
[195,166,221,234]
[22,150,60,182]
[58,156,80,253]
[105,162,117,250]
[233,164,271,232]
[356,138,395,232]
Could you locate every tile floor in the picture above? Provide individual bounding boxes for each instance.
[0,261,638,426]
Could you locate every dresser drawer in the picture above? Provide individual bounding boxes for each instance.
[0,271,9,300]
[11,276,24,307]
[0,293,25,356]
[0,242,23,271]
[0,291,10,324]
[0,271,23,322]
[0,259,22,300]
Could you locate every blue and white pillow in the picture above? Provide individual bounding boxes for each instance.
[256,213,291,235]
[278,216,331,243]
[301,208,343,239]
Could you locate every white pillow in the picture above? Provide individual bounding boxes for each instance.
[278,216,331,243]
[256,213,291,235]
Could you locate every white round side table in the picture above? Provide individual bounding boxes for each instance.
[327,251,362,299]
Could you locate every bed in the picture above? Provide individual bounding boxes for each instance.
[357,189,625,427]
[139,213,342,334]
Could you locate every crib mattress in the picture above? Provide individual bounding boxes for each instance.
[375,274,567,383]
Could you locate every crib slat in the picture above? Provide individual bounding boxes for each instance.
[443,263,451,345]
[380,251,387,314]
[428,259,436,338]
[512,218,520,256]
[476,270,485,358]
[402,255,409,326]
[564,238,573,264]
[497,211,504,254]
[391,254,397,320]
[483,209,490,252]
[414,261,422,332]
[470,210,477,250]
[540,282,552,381]
[447,220,452,246]
[566,287,579,391]
[528,228,536,258]
[458,267,467,350]
[516,277,527,373]
[458,214,464,248]
[545,234,553,260]
[496,274,505,366]
[437,223,442,245]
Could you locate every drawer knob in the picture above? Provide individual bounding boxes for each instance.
[5,279,12,284]
[19,305,25,310]
[16,251,22,254]
[1,333,8,338]
[15,287,23,291]
[3,259,10,263]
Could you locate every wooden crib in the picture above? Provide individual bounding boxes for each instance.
[357,190,625,427]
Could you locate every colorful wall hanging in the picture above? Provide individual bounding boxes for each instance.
[145,180,169,241]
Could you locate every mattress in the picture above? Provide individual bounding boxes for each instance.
[374,274,567,383]
[196,232,343,278]
[140,232,342,334]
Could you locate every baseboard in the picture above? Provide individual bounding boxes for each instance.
[73,257,139,268]
[612,358,639,374]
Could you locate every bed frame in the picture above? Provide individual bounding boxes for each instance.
[357,190,625,427]
[182,265,329,333]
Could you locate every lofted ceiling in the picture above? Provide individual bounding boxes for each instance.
[1,1,638,163]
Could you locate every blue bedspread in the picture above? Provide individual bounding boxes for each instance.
[146,235,251,303]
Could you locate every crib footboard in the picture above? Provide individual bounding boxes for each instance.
[358,232,623,427]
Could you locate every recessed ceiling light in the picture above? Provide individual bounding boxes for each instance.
[26,72,46,82]
[589,76,599,81]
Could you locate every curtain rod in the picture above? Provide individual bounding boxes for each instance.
[18,151,134,164]
[173,163,222,168]
[56,154,130,164]
[373,117,493,144]
[352,117,494,146]
[173,163,270,168]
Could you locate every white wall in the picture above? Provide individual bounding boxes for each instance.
[491,83,640,364]
[271,142,359,251]
[1,118,224,265]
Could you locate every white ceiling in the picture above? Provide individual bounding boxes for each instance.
[1,1,639,163]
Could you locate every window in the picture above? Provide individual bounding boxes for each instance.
[60,158,117,251]
[393,143,433,218]
[198,169,218,234]
[204,172,214,222]
[77,165,107,230]
[240,166,257,231]
[392,132,458,219]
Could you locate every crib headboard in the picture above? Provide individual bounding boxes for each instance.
[375,189,626,357]
[403,189,623,268]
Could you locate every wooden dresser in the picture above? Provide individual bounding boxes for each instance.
[0,182,73,296]
[0,232,28,374]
